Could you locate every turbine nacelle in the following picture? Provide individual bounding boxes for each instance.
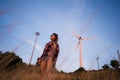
[79,36,82,40]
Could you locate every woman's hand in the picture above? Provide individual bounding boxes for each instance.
[53,43,57,48]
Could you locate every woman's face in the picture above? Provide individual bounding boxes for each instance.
[50,35,56,41]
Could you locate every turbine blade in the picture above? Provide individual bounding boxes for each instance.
[75,41,80,51]
[72,31,81,39]
[82,36,95,40]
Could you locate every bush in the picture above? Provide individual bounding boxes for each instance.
[110,60,119,69]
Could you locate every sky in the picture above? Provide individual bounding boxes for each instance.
[0,0,120,73]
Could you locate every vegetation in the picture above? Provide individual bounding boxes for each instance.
[0,51,120,80]
[110,59,119,69]
[102,64,110,70]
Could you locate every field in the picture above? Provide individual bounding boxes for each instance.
[0,52,120,80]
[0,65,120,80]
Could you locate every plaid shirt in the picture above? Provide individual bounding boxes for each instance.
[40,41,59,61]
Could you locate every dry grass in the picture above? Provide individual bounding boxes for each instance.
[0,64,120,80]
[58,69,120,80]
[0,52,120,80]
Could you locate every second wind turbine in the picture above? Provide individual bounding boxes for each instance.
[72,32,93,68]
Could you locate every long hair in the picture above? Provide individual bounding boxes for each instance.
[52,33,58,42]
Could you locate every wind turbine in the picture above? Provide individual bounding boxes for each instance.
[72,31,93,68]
[117,50,120,64]
[96,56,100,70]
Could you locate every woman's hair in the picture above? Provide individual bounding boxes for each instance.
[52,33,58,42]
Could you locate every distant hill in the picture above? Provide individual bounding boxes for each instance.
[0,52,23,71]
[0,51,120,80]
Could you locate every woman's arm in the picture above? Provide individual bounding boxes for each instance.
[54,43,59,58]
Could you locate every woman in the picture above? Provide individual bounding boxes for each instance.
[38,33,59,80]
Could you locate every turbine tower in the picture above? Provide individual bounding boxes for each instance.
[117,50,120,64]
[29,32,40,64]
[96,56,100,70]
[72,31,93,68]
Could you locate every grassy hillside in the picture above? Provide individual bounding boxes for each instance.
[0,52,120,80]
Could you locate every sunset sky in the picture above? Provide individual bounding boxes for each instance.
[0,0,120,72]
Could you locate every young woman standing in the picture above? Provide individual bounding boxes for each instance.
[38,33,59,80]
